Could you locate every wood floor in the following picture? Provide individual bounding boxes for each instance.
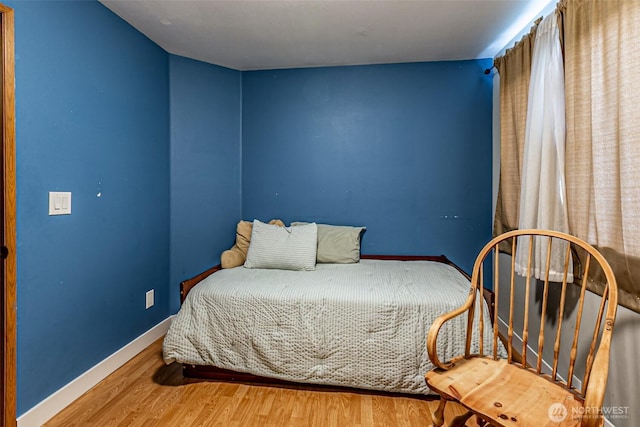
[45,338,474,426]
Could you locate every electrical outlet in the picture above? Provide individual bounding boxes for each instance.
[145,289,154,309]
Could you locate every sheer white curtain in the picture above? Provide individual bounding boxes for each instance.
[515,12,572,282]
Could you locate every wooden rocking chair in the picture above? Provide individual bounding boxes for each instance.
[425,229,618,427]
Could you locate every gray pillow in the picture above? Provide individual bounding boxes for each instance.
[291,222,366,263]
[245,220,317,271]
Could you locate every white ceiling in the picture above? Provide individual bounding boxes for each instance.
[100,0,552,71]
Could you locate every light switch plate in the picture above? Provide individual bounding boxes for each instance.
[49,192,72,215]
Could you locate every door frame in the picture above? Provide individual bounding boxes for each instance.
[0,3,15,426]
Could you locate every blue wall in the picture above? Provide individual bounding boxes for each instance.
[242,61,493,272]
[169,55,242,312]
[11,1,170,415]
[10,1,494,417]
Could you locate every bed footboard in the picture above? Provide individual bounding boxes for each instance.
[180,264,221,304]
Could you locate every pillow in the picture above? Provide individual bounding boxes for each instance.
[244,220,318,271]
[220,219,285,268]
[291,222,366,263]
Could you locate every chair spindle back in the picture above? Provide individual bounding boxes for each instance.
[465,229,618,401]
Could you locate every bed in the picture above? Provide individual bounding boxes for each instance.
[162,254,497,396]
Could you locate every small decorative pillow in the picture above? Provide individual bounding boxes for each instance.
[291,222,366,263]
[244,220,318,271]
[221,219,285,268]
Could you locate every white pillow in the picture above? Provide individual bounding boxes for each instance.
[244,220,318,271]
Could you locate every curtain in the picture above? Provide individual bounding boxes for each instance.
[493,31,536,244]
[514,12,572,282]
[563,0,640,313]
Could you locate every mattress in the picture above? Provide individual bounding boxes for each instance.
[163,259,497,395]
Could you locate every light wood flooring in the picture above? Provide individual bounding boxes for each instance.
[45,338,474,426]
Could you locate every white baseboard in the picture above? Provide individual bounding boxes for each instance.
[17,316,173,427]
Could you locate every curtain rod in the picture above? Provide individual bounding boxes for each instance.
[484,64,496,75]
[485,15,545,75]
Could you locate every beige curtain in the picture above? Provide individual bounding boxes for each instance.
[493,31,536,252]
[563,0,640,313]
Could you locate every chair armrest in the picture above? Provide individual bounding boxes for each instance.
[427,289,475,370]
[582,325,614,427]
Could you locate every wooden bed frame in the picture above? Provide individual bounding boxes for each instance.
[178,254,495,384]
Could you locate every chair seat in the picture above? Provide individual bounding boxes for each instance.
[426,357,584,427]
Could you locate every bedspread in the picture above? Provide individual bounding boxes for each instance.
[163,259,496,395]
